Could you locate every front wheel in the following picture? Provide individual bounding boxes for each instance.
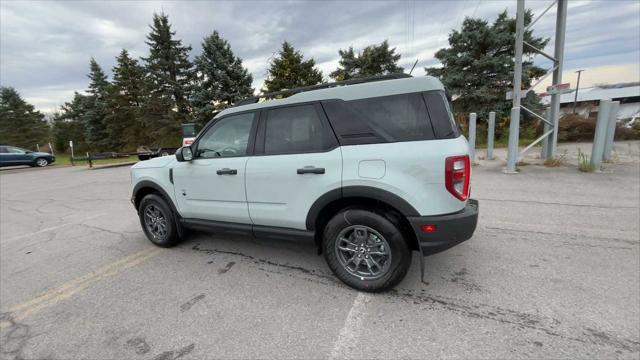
[322,209,411,292]
[34,158,49,167]
[138,194,180,247]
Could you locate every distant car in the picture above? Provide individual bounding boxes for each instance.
[0,145,56,167]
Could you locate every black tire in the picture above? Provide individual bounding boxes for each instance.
[138,194,180,247]
[322,209,411,292]
[34,157,49,167]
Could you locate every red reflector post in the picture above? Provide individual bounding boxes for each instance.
[420,224,437,232]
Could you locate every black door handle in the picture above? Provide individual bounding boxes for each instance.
[217,168,238,175]
[297,166,325,174]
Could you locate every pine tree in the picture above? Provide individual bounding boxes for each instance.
[143,12,193,143]
[0,87,50,149]
[106,49,149,151]
[425,10,548,125]
[84,58,111,151]
[52,92,90,152]
[192,31,254,126]
[330,40,403,81]
[263,41,323,93]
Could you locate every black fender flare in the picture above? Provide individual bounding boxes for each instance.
[132,180,184,236]
[305,186,420,230]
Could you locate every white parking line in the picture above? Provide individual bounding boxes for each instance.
[2,213,106,244]
[330,292,371,359]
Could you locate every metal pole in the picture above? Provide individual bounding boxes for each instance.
[544,0,568,159]
[468,112,477,162]
[541,107,551,159]
[573,69,584,114]
[506,107,521,173]
[591,99,612,171]
[506,0,525,173]
[487,111,495,160]
[603,101,620,161]
[36,144,40,152]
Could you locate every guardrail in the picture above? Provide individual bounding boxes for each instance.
[72,152,138,168]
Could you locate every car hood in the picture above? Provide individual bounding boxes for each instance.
[33,152,53,157]
[131,156,176,169]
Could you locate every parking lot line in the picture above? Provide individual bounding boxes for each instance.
[1,247,162,326]
[2,213,106,244]
[330,292,372,359]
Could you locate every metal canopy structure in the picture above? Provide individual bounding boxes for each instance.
[506,0,568,173]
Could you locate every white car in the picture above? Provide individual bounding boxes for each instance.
[131,74,478,292]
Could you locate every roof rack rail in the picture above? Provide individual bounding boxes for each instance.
[233,73,412,107]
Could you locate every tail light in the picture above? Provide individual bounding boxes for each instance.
[445,155,470,201]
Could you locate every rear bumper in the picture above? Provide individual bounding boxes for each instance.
[407,199,478,256]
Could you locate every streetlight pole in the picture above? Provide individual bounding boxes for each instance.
[573,69,584,114]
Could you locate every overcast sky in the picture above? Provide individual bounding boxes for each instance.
[1,0,639,113]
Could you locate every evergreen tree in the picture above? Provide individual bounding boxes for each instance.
[330,40,403,81]
[52,92,90,152]
[263,41,323,93]
[425,10,548,125]
[192,31,254,126]
[143,12,193,143]
[84,58,111,151]
[106,49,149,150]
[0,87,50,149]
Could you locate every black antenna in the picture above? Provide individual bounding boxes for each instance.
[409,59,419,75]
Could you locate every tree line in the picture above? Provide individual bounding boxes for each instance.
[1,10,546,152]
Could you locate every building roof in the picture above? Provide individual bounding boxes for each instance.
[541,84,640,105]
[216,76,445,118]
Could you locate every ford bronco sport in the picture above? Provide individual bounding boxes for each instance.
[131,74,478,292]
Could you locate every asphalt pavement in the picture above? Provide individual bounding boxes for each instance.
[1,142,639,359]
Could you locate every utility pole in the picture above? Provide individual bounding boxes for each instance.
[544,0,568,159]
[573,69,584,114]
[505,0,525,173]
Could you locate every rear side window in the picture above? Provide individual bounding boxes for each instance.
[322,93,436,145]
[264,104,335,155]
[423,91,459,139]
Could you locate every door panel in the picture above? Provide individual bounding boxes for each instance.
[172,157,250,223]
[172,111,257,224]
[245,149,342,230]
[246,102,342,230]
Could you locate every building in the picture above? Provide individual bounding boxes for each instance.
[541,82,640,124]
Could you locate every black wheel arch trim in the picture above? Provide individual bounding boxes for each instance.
[132,180,184,237]
[305,186,420,230]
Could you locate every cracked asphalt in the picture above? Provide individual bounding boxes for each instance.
[1,142,639,359]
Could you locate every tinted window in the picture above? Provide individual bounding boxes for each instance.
[264,105,332,154]
[196,112,255,158]
[6,147,26,154]
[0,146,7,154]
[322,93,435,145]
[424,91,459,138]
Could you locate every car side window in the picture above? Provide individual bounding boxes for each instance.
[195,112,255,159]
[264,104,329,155]
[7,147,25,154]
[0,146,7,154]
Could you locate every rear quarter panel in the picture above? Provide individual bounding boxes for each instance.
[341,136,470,216]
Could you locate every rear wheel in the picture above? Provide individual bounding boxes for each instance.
[138,194,180,247]
[35,158,49,167]
[322,209,411,292]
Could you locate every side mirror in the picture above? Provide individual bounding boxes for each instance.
[175,146,193,162]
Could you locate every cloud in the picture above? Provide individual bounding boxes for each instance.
[1,0,638,113]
